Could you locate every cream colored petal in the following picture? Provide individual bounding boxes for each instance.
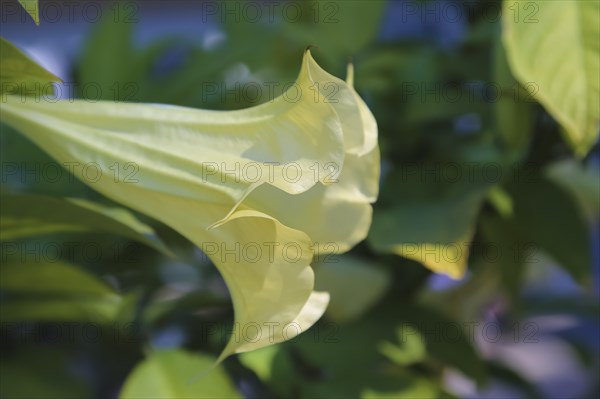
[240,54,380,253]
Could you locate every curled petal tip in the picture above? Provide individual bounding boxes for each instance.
[346,62,355,87]
[304,44,320,53]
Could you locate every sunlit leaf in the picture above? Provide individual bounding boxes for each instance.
[502,0,600,155]
[120,350,241,399]
[378,325,426,366]
[370,174,489,278]
[0,37,60,94]
[17,0,39,25]
[361,377,440,399]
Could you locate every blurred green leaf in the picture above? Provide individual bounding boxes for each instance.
[369,171,491,278]
[0,37,60,94]
[361,377,441,399]
[78,9,135,101]
[478,214,527,299]
[493,30,534,158]
[0,260,121,322]
[508,176,591,284]
[120,349,241,398]
[378,325,426,366]
[1,261,116,297]
[143,291,230,326]
[282,0,386,59]
[314,255,390,322]
[546,159,600,220]
[502,0,600,155]
[395,304,488,386]
[242,307,434,398]
[238,345,297,396]
[0,299,120,322]
[1,348,91,398]
[0,193,172,256]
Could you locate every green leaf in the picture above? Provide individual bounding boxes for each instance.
[502,0,600,155]
[508,176,591,284]
[378,325,426,366]
[283,1,386,58]
[142,291,229,326]
[78,10,135,101]
[1,348,91,398]
[292,302,472,397]
[546,159,600,220]
[478,214,527,298]
[394,304,488,386]
[0,193,172,256]
[120,350,241,399]
[17,0,39,25]
[0,37,61,94]
[493,29,534,158]
[369,170,491,278]
[0,260,121,322]
[1,261,116,297]
[0,299,120,322]
[361,377,441,399]
[238,345,296,396]
[313,255,390,322]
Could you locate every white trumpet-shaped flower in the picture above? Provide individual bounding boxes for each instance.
[0,50,379,359]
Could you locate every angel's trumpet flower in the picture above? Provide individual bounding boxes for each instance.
[1,50,379,359]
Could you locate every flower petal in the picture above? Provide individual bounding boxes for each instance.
[0,50,378,357]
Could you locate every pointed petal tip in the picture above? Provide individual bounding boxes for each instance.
[304,44,320,54]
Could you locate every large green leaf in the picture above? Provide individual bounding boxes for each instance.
[394,304,488,386]
[1,261,116,296]
[478,214,528,298]
[314,255,390,322]
[238,345,297,396]
[0,193,172,256]
[546,159,600,220]
[282,0,386,59]
[502,0,600,155]
[0,37,60,94]
[508,176,592,284]
[369,169,491,278]
[1,348,91,398]
[77,10,135,101]
[0,260,121,322]
[241,307,451,399]
[493,28,534,158]
[120,350,241,398]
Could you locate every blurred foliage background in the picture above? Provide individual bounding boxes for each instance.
[1,0,599,398]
